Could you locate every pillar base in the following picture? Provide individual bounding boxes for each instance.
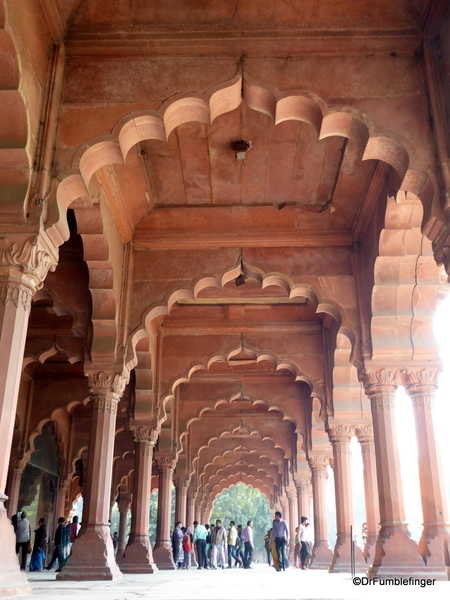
[418,527,450,580]
[0,497,30,598]
[153,542,175,570]
[363,532,378,563]
[329,534,366,573]
[57,524,122,581]
[120,535,158,574]
[310,539,333,569]
[368,525,426,579]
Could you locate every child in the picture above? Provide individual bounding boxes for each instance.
[182,527,192,569]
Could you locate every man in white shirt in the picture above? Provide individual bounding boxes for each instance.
[298,516,313,569]
[242,521,254,569]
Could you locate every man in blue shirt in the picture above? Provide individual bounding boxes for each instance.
[192,521,209,569]
[270,511,289,571]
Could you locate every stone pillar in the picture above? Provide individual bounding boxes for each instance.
[357,426,380,562]
[309,456,333,569]
[5,467,23,518]
[117,501,129,557]
[174,477,189,525]
[295,475,311,523]
[194,500,202,524]
[286,488,298,538]
[328,426,365,573]
[405,369,450,578]
[57,480,70,521]
[363,368,425,578]
[186,489,197,529]
[121,428,158,574]
[153,456,176,570]
[58,371,128,581]
[0,235,57,598]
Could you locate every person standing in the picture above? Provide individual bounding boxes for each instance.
[15,511,30,572]
[192,521,208,569]
[299,516,312,569]
[45,517,66,572]
[235,525,244,567]
[293,527,300,568]
[270,510,289,571]
[211,519,227,569]
[227,521,239,568]
[242,520,254,569]
[29,518,46,571]
[182,527,192,569]
[172,521,184,567]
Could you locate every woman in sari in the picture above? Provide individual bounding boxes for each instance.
[29,518,46,571]
[269,525,280,571]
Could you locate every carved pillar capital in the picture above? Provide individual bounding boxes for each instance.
[132,426,159,446]
[286,488,297,500]
[0,234,59,312]
[328,424,354,443]
[360,368,402,401]
[174,476,190,490]
[308,455,330,472]
[403,367,440,409]
[294,475,311,489]
[87,369,129,413]
[156,455,176,473]
[187,488,198,501]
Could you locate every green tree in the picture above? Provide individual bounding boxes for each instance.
[210,484,272,561]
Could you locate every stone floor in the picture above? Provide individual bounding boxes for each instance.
[14,565,449,600]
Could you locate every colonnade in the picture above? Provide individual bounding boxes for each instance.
[0,251,449,593]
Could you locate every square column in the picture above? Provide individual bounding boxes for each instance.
[356,426,380,562]
[405,369,450,579]
[153,456,176,570]
[308,456,333,569]
[57,371,127,581]
[121,428,159,574]
[0,242,57,598]
[117,499,129,558]
[363,368,425,578]
[328,426,366,573]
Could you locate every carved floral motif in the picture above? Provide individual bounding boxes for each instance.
[0,283,34,309]
[88,371,129,395]
[0,235,58,289]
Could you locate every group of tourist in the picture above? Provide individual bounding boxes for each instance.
[171,512,313,571]
[11,511,80,572]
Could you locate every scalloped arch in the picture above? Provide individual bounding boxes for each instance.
[51,74,439,253]
[179,388,299,454]
[127,260,354,374]
[210,478,273,503]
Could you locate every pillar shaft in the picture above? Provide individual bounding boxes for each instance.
[287,489,298,540]
[358,430,380,561]
[174,477,189,525]
[118,505,128,555]
[5,467,23,518]
[309,457,333,569]
[407,374,450,575]
[186,490,196,529]
[295,476,310,523]
[364,370,425,578]
[0,261,52,598]
[153,456,176,570]
[121,428,158,573]
[328,429,365,573]
[58,372,127,581]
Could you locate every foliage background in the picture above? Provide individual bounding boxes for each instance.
[210,483,272,560]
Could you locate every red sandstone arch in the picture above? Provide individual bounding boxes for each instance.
[179,387,301,454]
[160,341,317,430]
[209,477,273,504]
[371,195,446,363]
[50,74,442,251]
[0,1,30,220]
